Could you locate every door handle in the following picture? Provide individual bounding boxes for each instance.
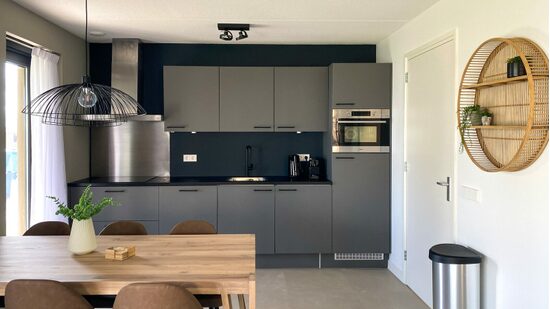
[179,189,199,192]
[104,190,126,193]
[335,103,355,106]
[436,177,451,202]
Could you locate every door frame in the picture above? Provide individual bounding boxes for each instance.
[402,29,459,285]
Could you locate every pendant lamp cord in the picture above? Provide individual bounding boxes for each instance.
[85,0,89,77]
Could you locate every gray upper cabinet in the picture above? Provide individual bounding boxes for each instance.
[330,63,392,109]
[69,186,159,222]
[159,186,218,234]
[220,67,274,132]
[163,66,220,132]
[274,67,328,132]
[332,154,390,253]
[217,185,275,254]
[275,185,332,254]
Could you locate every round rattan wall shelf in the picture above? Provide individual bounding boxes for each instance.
[458,37,549,172]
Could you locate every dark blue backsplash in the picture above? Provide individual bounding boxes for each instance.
[89,43,375,177]
[170,132,324,177]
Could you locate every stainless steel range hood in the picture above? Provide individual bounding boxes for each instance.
[111,38,162,121]
[90,39,169,177]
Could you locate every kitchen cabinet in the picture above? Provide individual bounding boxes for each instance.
[275,185,332,253]
[93,220,159,235]
[163,66,220,132]
[69,186,159,222]
[159,186,218,234]
[330,63,392,109]
[220,67,274,132]
[274,67,328,132]
[217,185,275,254]
[331,154,390,253]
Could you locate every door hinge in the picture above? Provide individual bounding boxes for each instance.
[404,250,408,261]
[405,72,409,83]
[404,161,408,172]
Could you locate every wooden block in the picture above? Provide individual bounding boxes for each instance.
[105,246,136,261]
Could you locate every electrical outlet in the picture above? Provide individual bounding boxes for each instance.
[183,154,197,162]
[460,185,481,202]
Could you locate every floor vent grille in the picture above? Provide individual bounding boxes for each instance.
[334,253,384,261]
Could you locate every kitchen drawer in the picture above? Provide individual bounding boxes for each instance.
[69,186,159,222]
[159,186,218,234]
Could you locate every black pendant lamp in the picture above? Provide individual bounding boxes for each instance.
[22,0,146,126]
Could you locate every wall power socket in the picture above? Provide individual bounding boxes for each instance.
[183,154,197,162]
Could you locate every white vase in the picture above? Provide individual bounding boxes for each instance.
[68,218,97,255]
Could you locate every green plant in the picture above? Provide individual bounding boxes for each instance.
[48,185,117,221]
[459,104,483,152]
[480,108,493,118]
[506,56,522,64]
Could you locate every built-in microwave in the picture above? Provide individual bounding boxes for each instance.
[332,109,390,153]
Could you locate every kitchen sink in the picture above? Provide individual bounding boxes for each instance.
[228,177,267,182]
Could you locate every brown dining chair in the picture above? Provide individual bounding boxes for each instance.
[169,220,217,235]
[23,221,70,236]
[5,279,92,309]
[113,283,202,309]
[169,220,221,308]
[99,220,148,235]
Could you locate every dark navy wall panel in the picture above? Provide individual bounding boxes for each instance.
[171,132,324,177]
[89,43,375,176]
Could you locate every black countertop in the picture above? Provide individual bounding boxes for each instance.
[68,176,332,187]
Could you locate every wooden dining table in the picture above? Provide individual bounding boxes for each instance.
[0,234,256,309]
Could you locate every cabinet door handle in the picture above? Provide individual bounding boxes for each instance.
[335,102,355,106]
[104,190,126,193]
[253,126,272,129]
[253,189,273,192]
[277,126,296,129]
[278,189,297,192]
[335,157,355,160]
[179,189,199,192]
[166,126,187,129]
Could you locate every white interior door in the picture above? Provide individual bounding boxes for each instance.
[405,38,456,307]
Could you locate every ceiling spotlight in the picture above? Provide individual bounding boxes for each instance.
[219,30,233,41]
[236,30,248,41]
[218,23,250,42]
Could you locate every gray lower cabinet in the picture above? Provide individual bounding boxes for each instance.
[69,186,159,222]
[220,67,274,132]
[93,220,159,235]
[217,185,275,254]
[330,63,392,108]
[275,185,332,253]
[274,67,328,132]
[332,154,390,253]
[159,186,218,234]
[163,66,220,132]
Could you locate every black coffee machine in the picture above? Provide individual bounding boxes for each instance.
[289,155,322,180]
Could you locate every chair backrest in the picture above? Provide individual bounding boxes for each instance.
[5,279,93,309]
[23,221,70,236]
[169,220,217,235]
[99,221,148,236]
[113,283,202,309]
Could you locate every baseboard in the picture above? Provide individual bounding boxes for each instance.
[388,259,405,283]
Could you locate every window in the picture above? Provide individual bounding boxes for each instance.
[5,39,31,235]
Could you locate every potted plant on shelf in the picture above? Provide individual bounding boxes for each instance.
[481,108,494,126]
[48,185,117,255]
[459,104,483,152]
[506,56,526,78]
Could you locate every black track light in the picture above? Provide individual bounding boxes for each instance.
[217,23,250,42]
[219,30,233,41]
[236,30,248,41]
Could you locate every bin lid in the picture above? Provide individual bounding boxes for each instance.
[429,244,482,264]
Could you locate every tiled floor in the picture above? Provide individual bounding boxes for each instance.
[255,268,429,309]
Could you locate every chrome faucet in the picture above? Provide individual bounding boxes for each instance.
[245,145,254,176]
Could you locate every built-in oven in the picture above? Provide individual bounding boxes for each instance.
[332,109,390,153]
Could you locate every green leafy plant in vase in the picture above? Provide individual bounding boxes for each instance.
[49,185,117,255]
[459,104,482,152]
[480,108,494,126]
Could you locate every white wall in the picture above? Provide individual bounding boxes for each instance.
[377,0,549,308]
[0,1,89,234]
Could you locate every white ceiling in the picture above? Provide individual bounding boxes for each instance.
[13,0,439,44]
